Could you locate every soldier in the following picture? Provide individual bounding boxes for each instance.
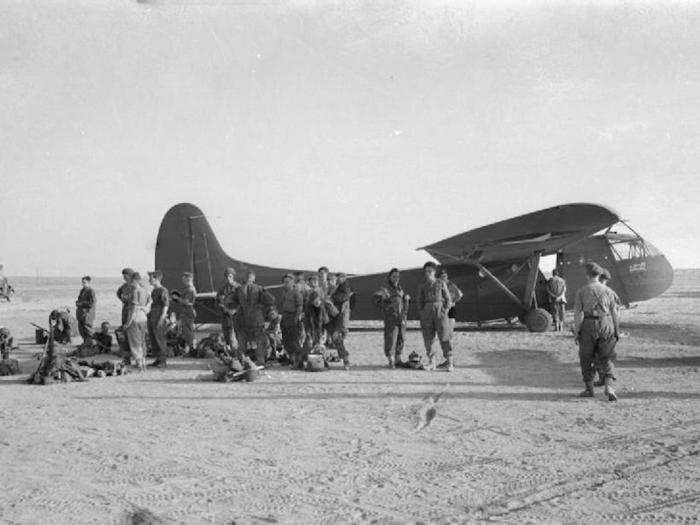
[318,266,330,294]
[573,262,620,401]
[49,308,74,344]
[233,269,275,365]
[0,264,13,301]
[293,271,310,349]
[177,272,197,355]
[437,268,463,369]
[147,270,170,368]
[0,327,14,360]
[304,274,328,351]
[327,272,353,370]
[280,273,304,368]
[93,322,113,353]
[75,275,96,345]
[265,307,283,360]
[593,268,622,386]
[417,261,453,371]
[216,267,240,352]
[117,268,134,328]
[374,268,410,368]
[547,268,567,331]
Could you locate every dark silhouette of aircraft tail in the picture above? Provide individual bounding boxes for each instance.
[155,203,302,294]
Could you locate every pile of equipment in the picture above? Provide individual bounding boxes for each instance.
[209,353,260,382]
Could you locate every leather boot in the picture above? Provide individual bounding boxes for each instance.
[446,357,455,372]
[604,377,617,402]
[579,381,594,397]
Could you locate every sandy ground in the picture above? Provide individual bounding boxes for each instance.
[0,272,698,524]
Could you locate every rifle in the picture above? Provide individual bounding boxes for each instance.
[30,322,48,334]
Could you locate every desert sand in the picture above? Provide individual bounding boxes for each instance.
[0,272,698,524]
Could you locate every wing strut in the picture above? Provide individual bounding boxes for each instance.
[472,262,525,310]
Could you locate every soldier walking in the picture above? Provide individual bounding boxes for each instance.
[573,262,620,401]
[75,275,96,345]
[216,268,240,352]
[280,273,304,368]
[147,270,170,368]
[374,268,410,368]
[594,268,622,386]
[417,262,453,371]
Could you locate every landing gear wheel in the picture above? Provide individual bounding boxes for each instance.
[524,308,552,333]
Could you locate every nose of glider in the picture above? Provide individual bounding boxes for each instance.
[621,254,674,303]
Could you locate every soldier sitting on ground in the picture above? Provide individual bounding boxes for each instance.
[265,307,283,361]
[93,322,113,353]
[0,327,16,360]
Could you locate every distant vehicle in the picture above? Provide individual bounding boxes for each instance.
[155,203,673,332]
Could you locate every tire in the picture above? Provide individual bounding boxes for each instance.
[524,308,552,333]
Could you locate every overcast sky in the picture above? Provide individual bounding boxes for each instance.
[2,0,699,276]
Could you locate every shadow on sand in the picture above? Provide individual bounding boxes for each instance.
[472,348,580,389]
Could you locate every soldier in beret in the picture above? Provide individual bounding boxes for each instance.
[573,262,621,401]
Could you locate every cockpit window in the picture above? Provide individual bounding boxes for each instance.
[609,239,661,260]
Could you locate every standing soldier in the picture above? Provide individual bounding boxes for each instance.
[117,268,134,327]
[293,272,310,349]
[280,273,304,368]
[318,266,330,295]
[437,268,463,369]
[75,275,96,345]
[233,269,275,365]
[147,270,170,368]
[216,268,240,352]
[417,262,453,371]
[547,268,567,332]
[374,268,410,368]
[178,272,197,355]
[117,268,134,364]
[304,274,328,351]
[573,262,620,401]
[327,273,353,370]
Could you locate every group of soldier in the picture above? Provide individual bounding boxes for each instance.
[102,261,467,373]
[1,255,623,398]
[218,266,354,370]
